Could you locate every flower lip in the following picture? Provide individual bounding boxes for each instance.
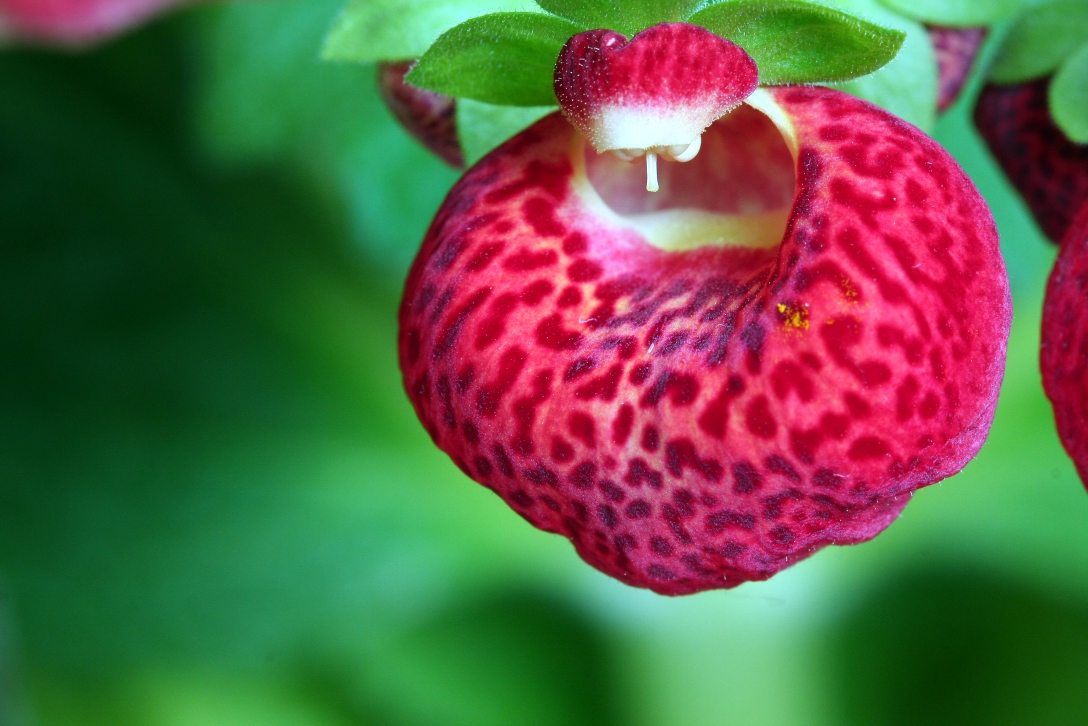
[554,23,760,190]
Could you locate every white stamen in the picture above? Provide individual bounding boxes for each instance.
[605,136,705,193]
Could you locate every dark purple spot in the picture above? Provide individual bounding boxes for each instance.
[733,461,762,493]
[598,504,618,529]
[601,480,625,502]
[570,461,596,489]
[665,439,723,482]
[524,464,560,486]
[707,510,756,533]
[813,468,843,488]
[647,564,676,580]
[624,458,664,489]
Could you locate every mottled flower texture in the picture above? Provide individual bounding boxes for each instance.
[554,24,758,157]
[969,28,1088,496]
[0,0,187,44]
[400,25,1011,594]
[1042,203,1088,491]
[378,61,464,169]
[926,25,986,114]
[975,79,1088,245]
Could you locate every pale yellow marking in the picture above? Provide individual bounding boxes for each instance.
[744,89,799,160]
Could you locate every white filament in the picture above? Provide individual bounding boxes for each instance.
[608,136,702,193]
[646,152,659,193]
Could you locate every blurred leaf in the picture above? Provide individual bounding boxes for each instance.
[321,0,540,63]
[457,99,556,165]
[0,11,578,689]
[406,12,579,105]
[356,593,622,726]
[136,676,343,726]
[820,0,937,131]
[1049,40,1088,143]
[826,572,1088,724]
[877,0,1022,25]
[195,0,460,277]
[0,588,30,726]
[990,0,1088,83]
[690,0,905,84]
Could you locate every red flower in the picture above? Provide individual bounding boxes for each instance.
[1042,203,1088,489]
[975,79,1088,244]
[0,0,188,45]
[398,25,1011,594]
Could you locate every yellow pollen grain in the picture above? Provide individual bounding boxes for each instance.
[840,276,859,302]
[777,302,810,331]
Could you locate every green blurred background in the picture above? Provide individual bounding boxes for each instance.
[1,2,1087,724]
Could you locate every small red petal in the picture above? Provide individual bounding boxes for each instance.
[926,25,986,114]
[1041,202,1088,489]
[554,23,758,153]
[974,78,1088,244]
[378,61,464,169]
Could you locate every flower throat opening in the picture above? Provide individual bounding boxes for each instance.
[572,98,797,253]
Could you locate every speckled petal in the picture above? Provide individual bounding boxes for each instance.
[974,79,1088,244]
[554,24,758,154]
[1041,202,1088,490]
[926,25,986,114]
[400,86,1010,595]
[378,61,464,170]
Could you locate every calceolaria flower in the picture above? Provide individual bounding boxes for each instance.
[332,0,1013,594]
[972,0,1088,493]
[0,0,189,45]
[973,0,1088,245]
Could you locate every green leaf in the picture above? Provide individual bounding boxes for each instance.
[457,99,556,165]
[990,0,1088,83]
[689,0,905,84]
[197,0,460,277]
[322,0,541,63]
[406,12,581,105]
[536,0,708,35]
[876,0,1022,26]
[1049,40,1088,143]
[821,0,937,132]
[613,0,711,34]
[533,0,622,31]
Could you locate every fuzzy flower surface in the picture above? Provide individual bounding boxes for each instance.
[344,0,1014,593]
